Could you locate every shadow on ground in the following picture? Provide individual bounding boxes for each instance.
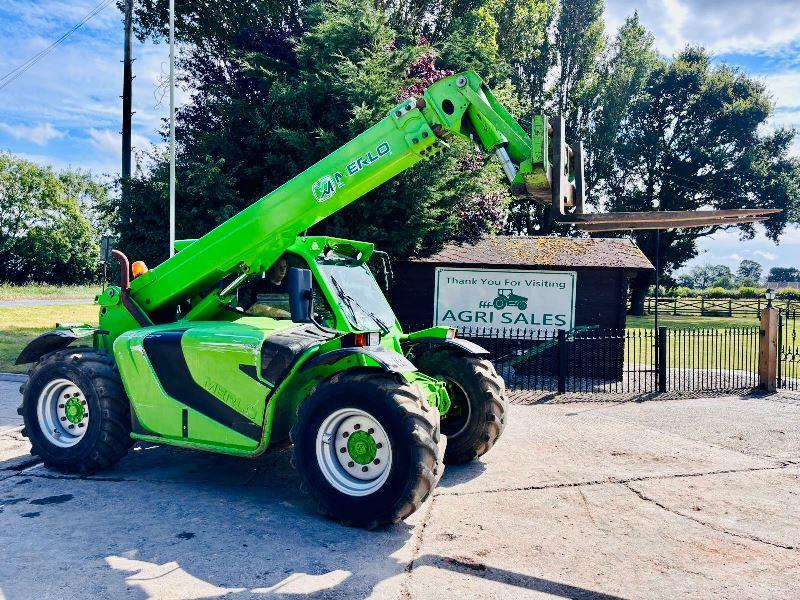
[0,439,624,599]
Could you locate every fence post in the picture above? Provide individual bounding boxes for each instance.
[759,307,779,392]
[657,326,667,393]
[728,298,732,317]
[701,297,705,316]
[557,329,567,393]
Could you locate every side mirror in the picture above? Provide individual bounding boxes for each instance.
[288,267,314,323]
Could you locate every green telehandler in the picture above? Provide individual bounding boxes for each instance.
[15,71,776,527]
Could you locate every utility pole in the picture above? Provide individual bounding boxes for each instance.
[168,0,176,257]
[122,0,134,179]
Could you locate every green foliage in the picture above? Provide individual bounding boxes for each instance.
[776,288,800,299]
[700,287,732,299]
[767,266,800,282]
[736,259,763,283]
[677,264,733,289]
[664,286,694,298]
[116,0,510,264]
[0,153,104,284]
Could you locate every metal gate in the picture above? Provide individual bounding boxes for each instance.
[779,311,800,390]
[404,324,760,394]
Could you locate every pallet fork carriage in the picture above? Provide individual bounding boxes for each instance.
[16,70,778,527]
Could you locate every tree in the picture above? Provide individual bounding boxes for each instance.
[587,13,658,198]
[0,153,103,284]
[767,267,800,282]
[736,259,763,283]
[117,0,509,265]
[677,264,732,289]
[602,48,800,314]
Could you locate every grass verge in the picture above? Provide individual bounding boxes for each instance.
[0,304,98,373]
[0,283,102,301]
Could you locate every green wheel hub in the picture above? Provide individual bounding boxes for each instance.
[64,397,86,425]
[347,430,377,465]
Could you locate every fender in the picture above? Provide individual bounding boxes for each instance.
[402,337,490,359]
[15,328,98,365]
[301,346,417,374]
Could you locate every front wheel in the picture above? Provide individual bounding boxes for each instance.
[415,351,507,464]
[19,348,132,474]
[291,372,444,528]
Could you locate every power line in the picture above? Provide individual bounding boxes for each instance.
[0,0,115,92]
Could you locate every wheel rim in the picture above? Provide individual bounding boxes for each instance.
[316,408,392,497]
[36,378,89,448]
[440,377,471,439]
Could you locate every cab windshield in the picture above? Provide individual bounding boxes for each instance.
[316,253,397,332]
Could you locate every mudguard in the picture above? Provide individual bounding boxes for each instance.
[402,337,490,358]
[15,328,96,365]
[302,346,418,373]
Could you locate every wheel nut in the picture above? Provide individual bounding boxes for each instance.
[361,466,368,473]
[60,417,66,422]
[368,428,374,434]
[354,424,361,430]
[376,443,383,449]
[58,404,64,409]
[340,447,347,453]
[373,459,380,465]
[342,431,349,438]
[78,423,84,428]
[63,394,70,399]
[68,424,74,429]
[348,461,355,468]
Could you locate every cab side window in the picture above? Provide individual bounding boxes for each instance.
[237,253,335,326]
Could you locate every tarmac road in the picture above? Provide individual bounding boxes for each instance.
[1,380,799,599]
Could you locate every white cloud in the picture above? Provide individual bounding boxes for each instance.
[760,72,800,109]
[0,121,64,145]
[606,0,800,56]
[682,225,800,273]
[754,251,778,261]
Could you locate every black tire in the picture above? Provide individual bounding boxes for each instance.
[19,347,132,474]
[290,372,444,528]
[493,297,507,310]
[517,301,528,310]
[414,351,507,464]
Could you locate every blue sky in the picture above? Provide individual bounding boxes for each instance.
[1,0,799,277]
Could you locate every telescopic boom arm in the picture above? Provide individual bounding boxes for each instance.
[126,71,777,317]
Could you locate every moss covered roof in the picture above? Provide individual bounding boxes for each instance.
[408,236,654,270]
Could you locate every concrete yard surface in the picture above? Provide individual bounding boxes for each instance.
[1,380,799,599]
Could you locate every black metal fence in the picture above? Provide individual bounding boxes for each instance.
[405,323,760,394]
[779,311,800,390]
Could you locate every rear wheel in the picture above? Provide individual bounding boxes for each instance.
[291,372,444,528]
[415,351,507,464]
[20,348,132,474]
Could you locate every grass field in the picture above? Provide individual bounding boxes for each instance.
[0,283,101,301]
[626,314,759,330]
[0,304,98,373]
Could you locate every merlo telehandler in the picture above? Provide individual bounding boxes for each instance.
[15,72,776,527]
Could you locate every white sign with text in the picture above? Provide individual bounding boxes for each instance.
[434,267,576,333]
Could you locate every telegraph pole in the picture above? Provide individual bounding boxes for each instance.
[168,0,176,257]
[122,0,134,179]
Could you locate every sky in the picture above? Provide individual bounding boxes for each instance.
[0,0,799,277]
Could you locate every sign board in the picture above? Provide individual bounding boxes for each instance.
[434,267,576,333]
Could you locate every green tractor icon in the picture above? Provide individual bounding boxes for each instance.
[492,288,528,310]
